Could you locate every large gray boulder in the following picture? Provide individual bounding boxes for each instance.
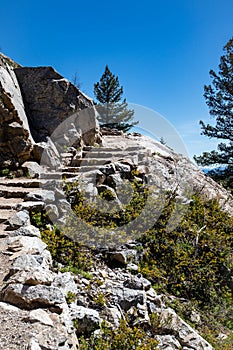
[8,254,55,285]
[158,308,213,349]
[52,272,78,296]
[69,304,101,335]
[1,284,65,311]
[8,210,31,229]
[7,236,47,255]
[0,53,34,167]
[12,225,41,238]
[0,53,102,169]
[14,66,101,146]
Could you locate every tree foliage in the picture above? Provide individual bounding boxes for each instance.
[194,37,233,191]
[94,65,138,132]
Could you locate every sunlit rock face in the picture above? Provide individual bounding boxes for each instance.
[0,53,33,168]
[14,66,101,145]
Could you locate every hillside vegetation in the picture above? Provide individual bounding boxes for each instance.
[33,188,233,349]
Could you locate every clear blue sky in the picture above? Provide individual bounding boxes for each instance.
[1,0,233,159]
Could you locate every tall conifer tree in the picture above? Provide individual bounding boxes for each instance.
[94,65,137,131]
[194,38,233,191]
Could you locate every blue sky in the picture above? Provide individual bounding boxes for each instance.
[1,0,233,159]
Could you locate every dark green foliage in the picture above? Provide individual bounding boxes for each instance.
[66,291,76,304]
[94,65,123,104]
[40,226,93,273]
[140,195,233,303]
[206,166,233,194]
[0,168,10,176]
[94,65,137,131]
[139,195,233,347]
[30,210,93,274]
[194,37,233,192]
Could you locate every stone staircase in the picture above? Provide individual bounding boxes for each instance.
[0,135,151,235]
[38,135,150,181]
[0,133,151,262]
[61,135,150,176]
[0,178,54,234]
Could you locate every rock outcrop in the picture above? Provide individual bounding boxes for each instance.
[0,53,102,169]
[15,66,101,145]
[0,53,34,168]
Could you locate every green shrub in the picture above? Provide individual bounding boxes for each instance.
[66,291,76,304]
[93,291,106,308]
[0,168,10,176]
[139,194,233,347]
[64,177,149,229]
[77,319,159,349]
[140,195,233,304]
[40,226,93,273]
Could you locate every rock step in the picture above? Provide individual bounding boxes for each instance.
[83,146,123,152]
[0,186,44,198]
[0,223,10,236]
[61,166,101,174]
[40,172,79,179]
[82,150,140,158]
[0,178,51,188]
[71,155,141,167]
[0,209,15,224]
[71,158,111,167]
[76,158,118,166]
[17,201,45,211]
[84,146,146,153]
[0,198,23,210]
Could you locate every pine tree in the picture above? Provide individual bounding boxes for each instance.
[194,37,233,192]
[94,65,137,132]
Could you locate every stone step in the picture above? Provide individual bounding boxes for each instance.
[0,198,22,210]
[0,185,41,199]
[71,154,140,167]
[0,198,45,212]
[0,223,10,236]
[63,156,142,174]
[0,178,47,188]
[40,172,78,179]
[61,166,101,174]
[17,201,45,212]
[78,158,112,166]
[82,151,139,158]
[84,144,147,152]
[0,209,15,224]
[83,146,123,152]
[71,158,110,167]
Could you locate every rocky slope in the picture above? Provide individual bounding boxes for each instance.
[0,188,213,350]
[0,132,232,348]
[0,53,232,349]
